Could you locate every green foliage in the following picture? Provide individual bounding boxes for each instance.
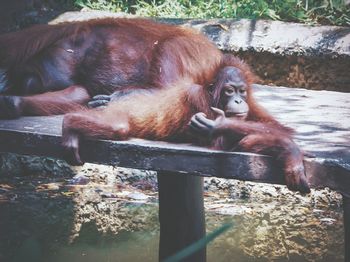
[74,0,132,12]
[73,0,350,26]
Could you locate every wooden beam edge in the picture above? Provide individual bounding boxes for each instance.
[0,129,349,196]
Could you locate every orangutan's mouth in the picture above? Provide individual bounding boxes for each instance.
[225,111,247,118]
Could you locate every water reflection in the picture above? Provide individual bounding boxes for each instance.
[0,164,344,262]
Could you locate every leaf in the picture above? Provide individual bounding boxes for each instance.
[163,223,233,262]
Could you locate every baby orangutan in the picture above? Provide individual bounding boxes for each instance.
[62,58,310,193]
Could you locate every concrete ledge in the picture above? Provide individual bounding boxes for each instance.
[52,11,350,56]
[181,19,350,92]
[51,11,350,92]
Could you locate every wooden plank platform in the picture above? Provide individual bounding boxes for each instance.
[0,85,349,196]
[0,84,349,261]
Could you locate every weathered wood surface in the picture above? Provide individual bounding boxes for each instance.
[0,85,349,195]
[254,85,350,169]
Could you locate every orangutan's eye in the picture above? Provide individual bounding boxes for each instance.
[225,88,234,95]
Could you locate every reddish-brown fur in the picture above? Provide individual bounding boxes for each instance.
[62,56,309,193]
[63,80,209,142]
[61,55,276,143]
[0,18,309,192]
[0,18,221,113]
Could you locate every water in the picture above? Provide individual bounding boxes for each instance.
[0,172,344,262]
[1,200,344,262]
